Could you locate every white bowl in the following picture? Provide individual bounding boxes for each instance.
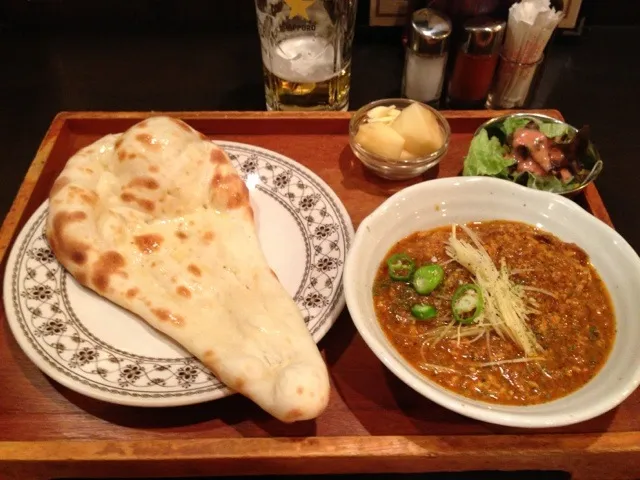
[344,176,640,428]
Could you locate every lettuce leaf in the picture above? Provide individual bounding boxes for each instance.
[500,117,532,137]
[538,122,572,139]
[463,129,515,178]
[512,171,576,193]
[500,116,573,140]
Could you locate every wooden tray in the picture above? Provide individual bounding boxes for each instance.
[0,111,635,480]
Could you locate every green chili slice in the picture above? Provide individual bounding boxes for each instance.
[411,304,437,320]
[412,264,445,295]
[387,253,415,281]
[451,284,484,324]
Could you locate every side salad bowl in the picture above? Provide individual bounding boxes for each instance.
[463,113,603,196]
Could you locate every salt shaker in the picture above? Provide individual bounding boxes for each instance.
[401,8,452,108]
[448,17,506,109]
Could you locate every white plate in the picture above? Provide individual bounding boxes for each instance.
[344,176,640,428]
[3,141,353,407]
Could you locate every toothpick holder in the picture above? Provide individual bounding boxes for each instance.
[485,54,544,109]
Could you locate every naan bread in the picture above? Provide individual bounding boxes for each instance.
[46,116,330,422]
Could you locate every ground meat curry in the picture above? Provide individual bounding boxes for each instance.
[373,220,615,405]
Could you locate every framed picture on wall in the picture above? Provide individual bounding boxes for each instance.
[368,0,410,27]
[369,0,583,29]
[559,0,583,28]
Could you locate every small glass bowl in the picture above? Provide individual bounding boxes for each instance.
[348,98,451,181]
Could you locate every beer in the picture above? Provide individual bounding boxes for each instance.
[262,36,351,111]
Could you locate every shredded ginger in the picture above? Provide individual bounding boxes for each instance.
[445,224,543,357]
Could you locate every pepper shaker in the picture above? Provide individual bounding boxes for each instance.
[447,17,506,109]
[401,8,452,108]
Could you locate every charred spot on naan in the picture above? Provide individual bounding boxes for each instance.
[149,165,159,173]
[210,148,229,166]
[91,251,126,293]
[227,186,249,210]
[284,409,304,422]
[134,234,163,254]
[120,192,155,212]
[50,177,71,197]
[65,185,98,206]
[188,264,202,277]
[126,176,159,190]
[116,148,141,162]
[136,133,161,150]
[115,137,124,149]
[126,288,139,299]
[79,147,95,156]
[175,231,188,240]
[80,192,98,206]
[47,211,90,266]
[201,231,215,243]
[233,377,247,391]
[176,286,191,298]
[210,170,250,210]
[151,308,184,327]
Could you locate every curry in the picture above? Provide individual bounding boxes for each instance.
[373,220,615,405]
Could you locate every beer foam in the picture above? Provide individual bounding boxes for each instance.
[265,36,341,84]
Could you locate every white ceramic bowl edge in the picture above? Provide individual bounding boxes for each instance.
[344,176,640,428]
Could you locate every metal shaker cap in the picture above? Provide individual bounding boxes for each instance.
[461,17,506,56]
[407,8,452,56]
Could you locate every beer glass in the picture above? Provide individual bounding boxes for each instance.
[254,0,358,111]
